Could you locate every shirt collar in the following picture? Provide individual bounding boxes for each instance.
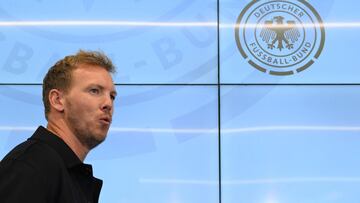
[29,126,82,168]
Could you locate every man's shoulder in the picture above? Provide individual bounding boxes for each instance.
[0,138,65,174]
[0,138,67,202]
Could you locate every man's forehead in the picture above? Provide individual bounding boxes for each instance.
[71,66,115,87]
[72,65,112,78]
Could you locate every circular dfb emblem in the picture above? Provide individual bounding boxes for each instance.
[235,0,325,75]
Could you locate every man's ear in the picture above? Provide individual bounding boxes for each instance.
[48,89,65,113]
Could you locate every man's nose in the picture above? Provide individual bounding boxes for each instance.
[101,95,113,112]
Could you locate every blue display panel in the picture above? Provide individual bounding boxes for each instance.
[220,0,360,83]
[0,85,219,203]
[221,85,360,203]
[0,0,217,84]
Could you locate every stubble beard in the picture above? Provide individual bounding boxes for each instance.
[66,111,107,151]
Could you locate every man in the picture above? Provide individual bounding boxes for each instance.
[0,50,117,203]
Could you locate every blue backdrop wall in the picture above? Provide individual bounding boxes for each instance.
[1,0,360,202]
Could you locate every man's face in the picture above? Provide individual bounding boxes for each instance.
[63,64,116,150]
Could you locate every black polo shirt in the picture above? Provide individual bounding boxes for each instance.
[0,126,103,203]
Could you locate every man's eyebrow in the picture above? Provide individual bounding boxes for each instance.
[88,84,104,90]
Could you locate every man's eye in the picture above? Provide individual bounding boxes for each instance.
[110,95,116,101]
[89,88,100,94]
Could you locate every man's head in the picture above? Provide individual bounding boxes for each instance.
[43,50,117,150]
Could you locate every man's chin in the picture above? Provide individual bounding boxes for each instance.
[84,133,107,150]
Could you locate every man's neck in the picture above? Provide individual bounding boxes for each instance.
[46,120,89,162]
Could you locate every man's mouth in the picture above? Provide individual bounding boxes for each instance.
[99,116,111,125]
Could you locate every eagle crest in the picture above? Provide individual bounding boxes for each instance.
[260,16,300,51]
